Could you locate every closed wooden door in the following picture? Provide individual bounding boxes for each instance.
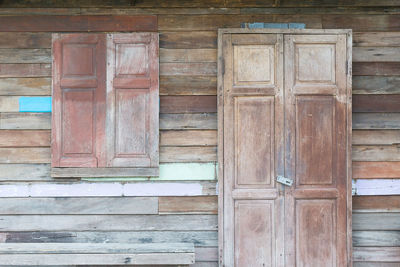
[218,29,352,267]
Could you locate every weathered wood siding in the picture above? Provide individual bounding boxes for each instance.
[0,2,399,266]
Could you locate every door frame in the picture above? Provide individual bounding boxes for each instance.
[217,28,352,266]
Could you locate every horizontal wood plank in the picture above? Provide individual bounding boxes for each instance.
[355,179,400,195]
[0,78,51,96]
[0,96,18,112]
[0,49,50,64]
[353,162,400,179]
[353,113,400,129]
[353,62,400,76]
[353,76,400,94]
[160,146,217,163]
[160,113,217,130]
[0,33,51,48]
[353,213,400,230]
[0,113,51,129]
[160,130,217,146]
[160,96,217,113]
[159,196,217,214]
[353,195,400,211]
[158,14,322,30]
[160,76,217,95]
[353,145,400,161]
[0,15,157,32]
[160,62,216,76]
[0,147,50,164]
[353,95,400,112]
[0,164,50,181]
[160,48,216,62]
[353,32,400,47]
[0,215,218,231]
[353,47,400,62]
[160,31,217,48]
[0,64,51,78]
[0,197,158,215]
[3,231,217,247]
[52,167,159,178]
[353,231,400,247]
[0,130,50,147]
[352,130,400,145]
[353,247,400,262]
[322,15,400,31]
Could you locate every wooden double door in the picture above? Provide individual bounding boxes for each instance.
[218,29,352,267]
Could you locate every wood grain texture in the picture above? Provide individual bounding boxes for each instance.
[0,164,50,181]
[160,76,217,95]
[353,145,400,161]
[0,78,50,96]
[160,96,217,113]
[160,48,216,62]
[0,113,51,130]
[352,130,400,145]
[0,15,157,32]
[0,96,18,112]
[0,197,158,215]
[160,113,217,130]
[353,62,400,76]
[0,49,50,63]
[0,33,51,48]
[353,95,400,112]
[0,130,50,147]
[353,195,400,211]
[160,62,217,76]
[353,231,400,247]
[353,162,400,179]
[3,231,217,247]
[353,32,400,47]
[353,247,400,262]
[160,130,217,146]
[353,76,400,94]
[159,196,217,214]
[353,113,400,129]
[160,31,217,48]
[0,215,218,231]
[322,15,400,31]
[160,146,217,162]
[0,147,50,164]
[353,47,400,62]
[0,64,51,77]
[353,213,400,230]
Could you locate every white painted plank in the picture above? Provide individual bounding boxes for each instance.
[124,182,203,196]
[355,179,400,195]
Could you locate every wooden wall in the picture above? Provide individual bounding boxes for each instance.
[0,2,399,266]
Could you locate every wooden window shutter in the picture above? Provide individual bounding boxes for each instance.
[106,33,159,168]
[52,34,107,168]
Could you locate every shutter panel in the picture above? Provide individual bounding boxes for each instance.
[52,34,106,168]
[106,33,159,167]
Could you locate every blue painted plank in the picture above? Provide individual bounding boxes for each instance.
[19,97,52,112]
[288,23,306,29]
[241,22,306,29]
[263,23,289,29]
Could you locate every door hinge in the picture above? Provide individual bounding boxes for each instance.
[276,175,293,186]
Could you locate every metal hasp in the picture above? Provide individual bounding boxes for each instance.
[276,175,293,186]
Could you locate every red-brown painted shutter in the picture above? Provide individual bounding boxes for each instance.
[52,34,106,168]
[106,33,159,167]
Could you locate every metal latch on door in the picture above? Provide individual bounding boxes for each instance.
[276,175,293,186]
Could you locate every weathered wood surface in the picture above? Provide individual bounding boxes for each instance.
[353,47,400,62]
[353,62,400,76]
[0,49,50,64]
[160,113,217,130]
[322,15,400,31]
[0,64,51,77]
[159,196,217,214]
[0,33,51,48]
[160,130,217,146]
[0,78,50,96]
[353,95,400,112]
[353,145,400,161]
[0,147,50,163]
[353,113,400,129]
[0,113,51,129]
[160,31,217,48]
[353,32,400,47]
[0,197,158,215]
[0,215,218,231]
[51,167,159,178]
[160,96,217,113]
[160,76,217,95]
[353,195,400,211]
[352,213,400,230]
[160,62,217,76]
[160,146,217,162]
[160,48,216,62]
[353,231,400,247]
[2,231,218,247]
[0,130,50,147]
[0,164,50,181]
[353,130,400,145]
[353,247,400,262]
[0,15,157,32]
[353,162,400,179]
[353,76,400,94]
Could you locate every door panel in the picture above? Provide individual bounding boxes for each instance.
[222,33,285,267]
[219,30,351,267]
